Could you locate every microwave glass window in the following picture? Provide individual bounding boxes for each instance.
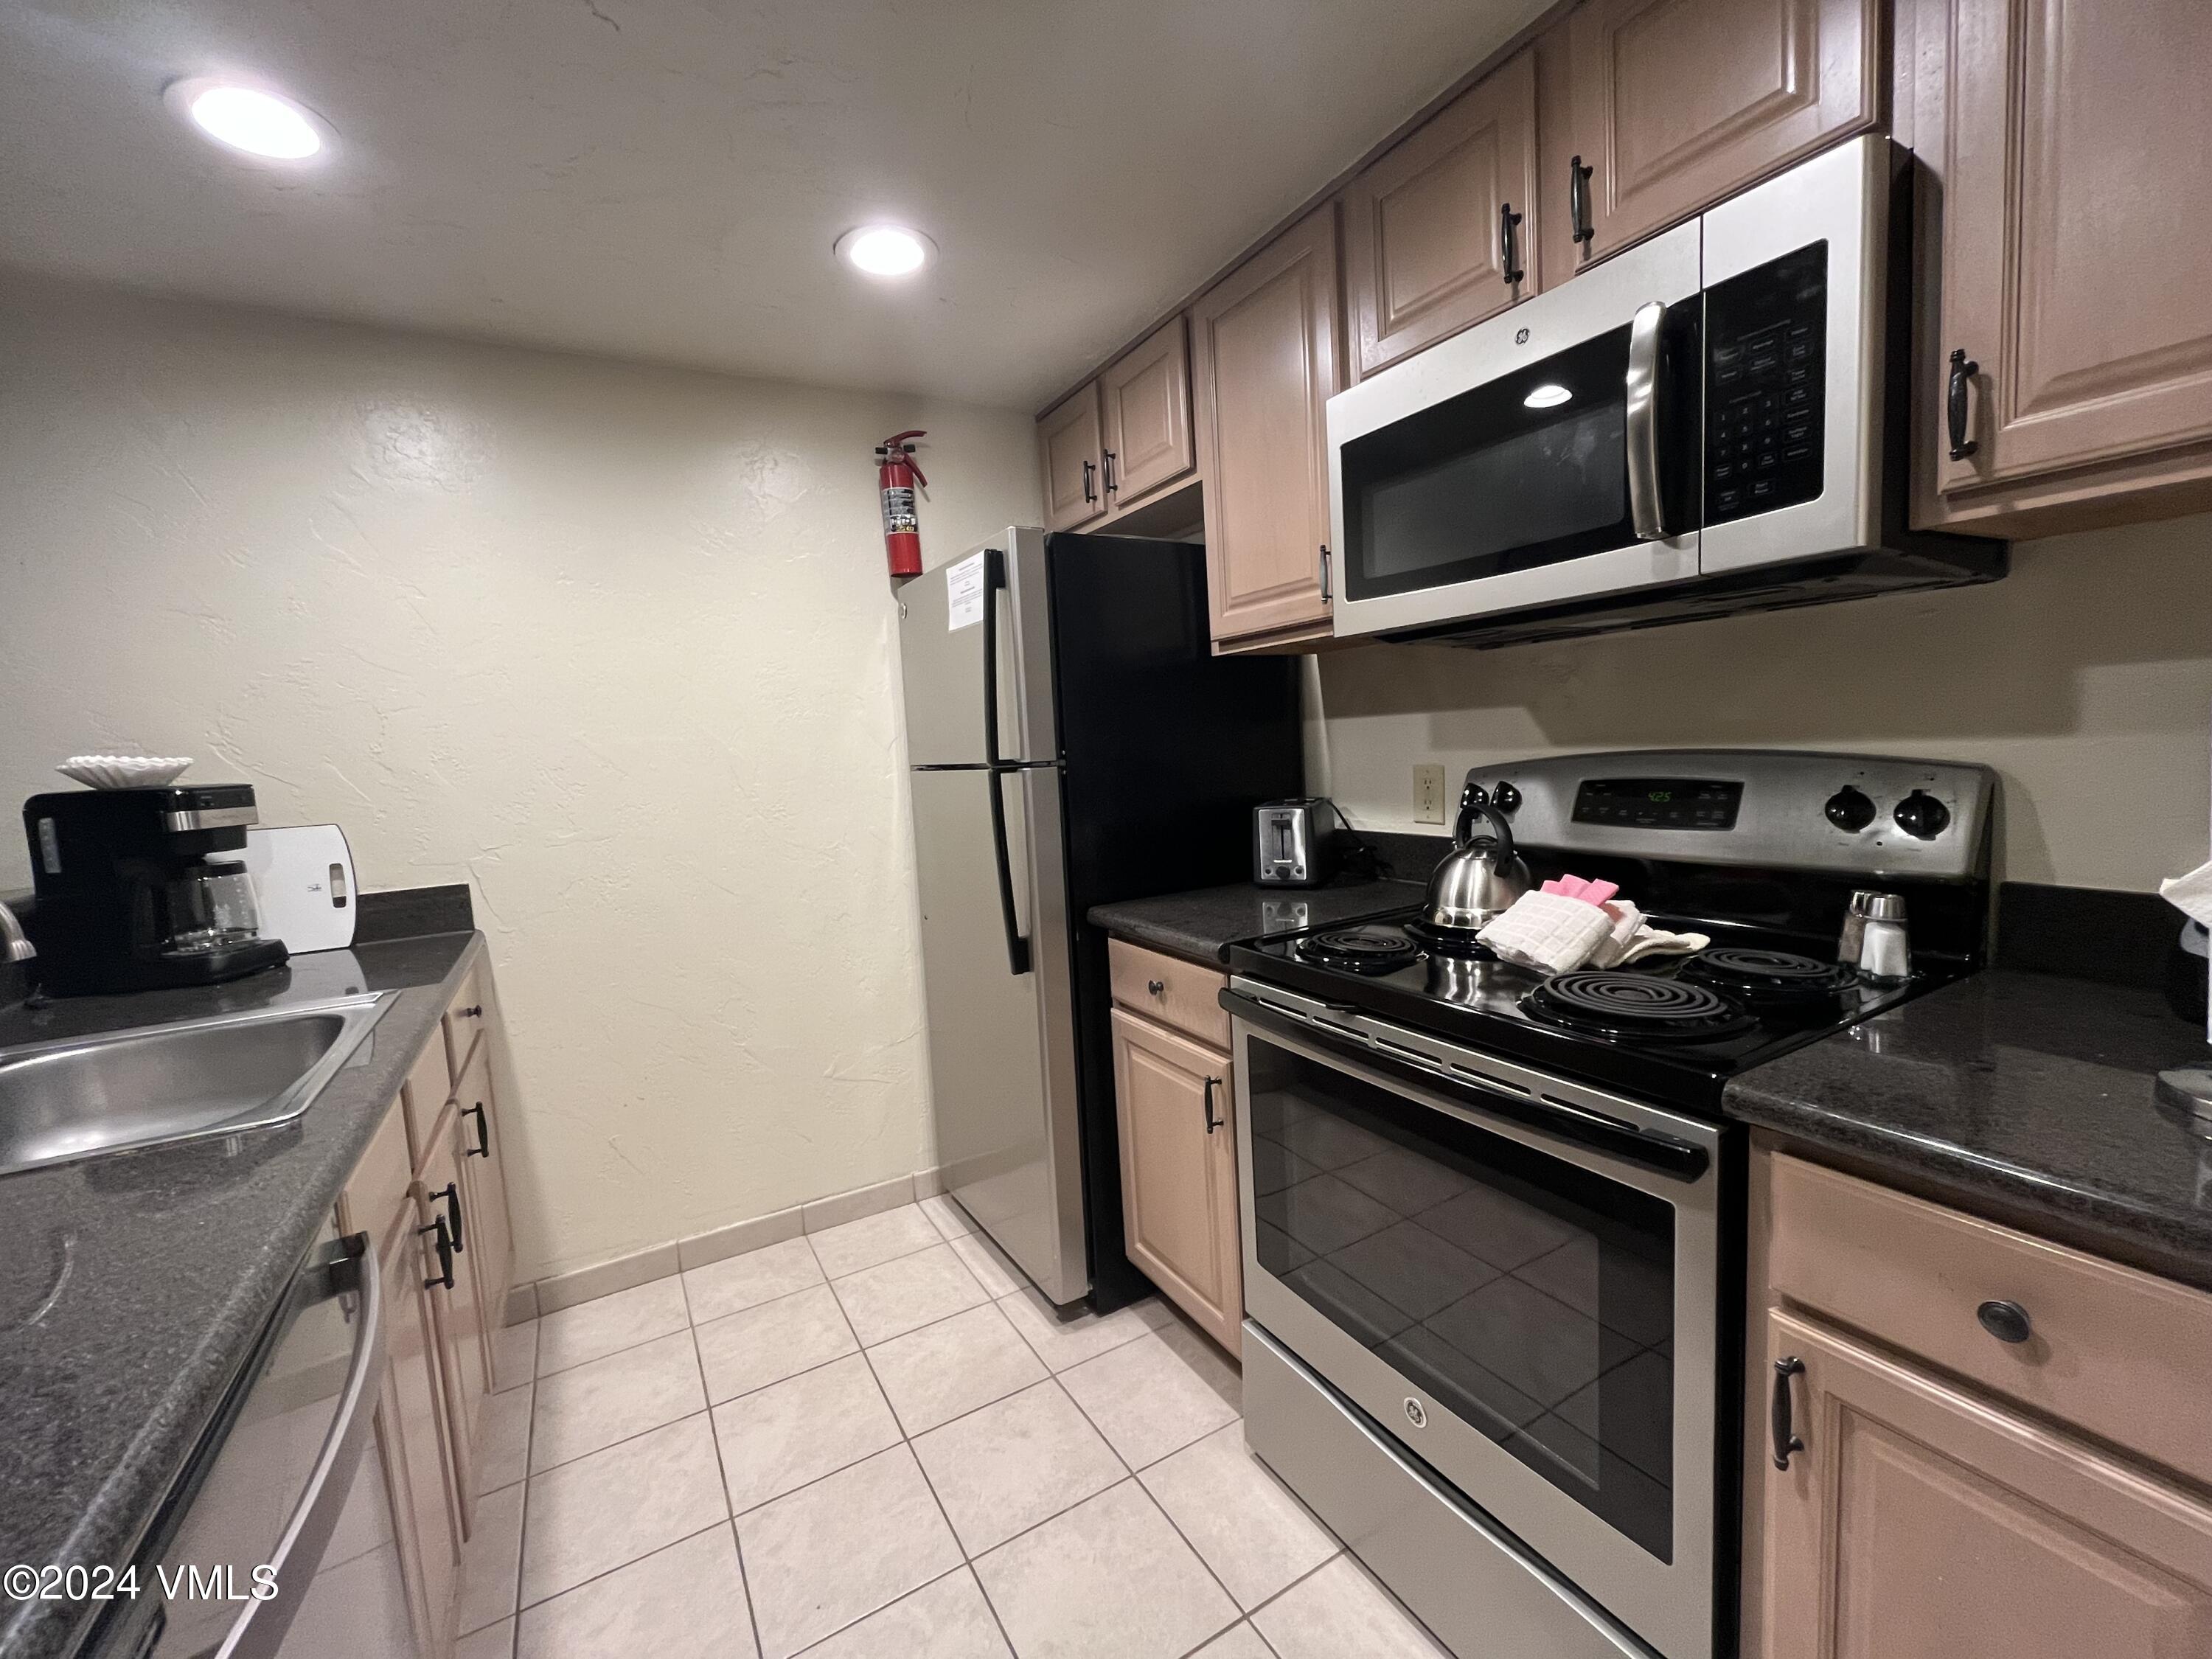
[1705,241,1827,524]
[1339,326,1640,601]
[1246,1034,1677,1562]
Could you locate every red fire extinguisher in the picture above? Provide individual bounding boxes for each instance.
[877,430,927,579]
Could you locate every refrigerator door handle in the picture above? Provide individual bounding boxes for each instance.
[987,768,1032,976]
[981,548,1032,976]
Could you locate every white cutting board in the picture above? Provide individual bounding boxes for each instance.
[243,824,358,953]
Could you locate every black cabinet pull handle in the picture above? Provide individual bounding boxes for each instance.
[456,1004,483,1019]
[420,1215,456,1290]
[465,1102,490,1158]
[1318,544,1332,603]
[1976,1299,2033,1343]
[1102,449,1118,494]
[1147,978,1165,995]
[1498,201,1525,285]
[1569,156,1595,246]
[1203,1076,1223,1135]
[433,1181,464,1253]
[1771,1355,1806,1470]
[1947,348,1980,461]
[1081,459,1097,505]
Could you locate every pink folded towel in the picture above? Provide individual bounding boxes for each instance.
[1539,873,1621,906]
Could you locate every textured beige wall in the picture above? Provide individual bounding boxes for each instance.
[1313,515,2212,892]
[0,271,1040,1279]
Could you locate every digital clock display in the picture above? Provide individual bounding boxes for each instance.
[1572,777,1742,831]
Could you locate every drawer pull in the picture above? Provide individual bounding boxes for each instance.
[465,1101,490,1158]
[1203,1076,1223,1135]
[1771,1355,1806,1470]
[1976,1299,2033,1344]
[456,1004,483,1019]
[1147,979,1165,995]
[420,1215,456,1291]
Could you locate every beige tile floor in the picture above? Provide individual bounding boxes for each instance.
[456,1198,1452,1659]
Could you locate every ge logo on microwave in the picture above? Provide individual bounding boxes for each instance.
[1515,327,1531,344]
[1404,1397,1427,1429]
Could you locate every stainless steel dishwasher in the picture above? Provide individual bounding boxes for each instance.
[83,1218,409,1659]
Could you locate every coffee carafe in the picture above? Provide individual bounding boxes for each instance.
[21,785,290,995]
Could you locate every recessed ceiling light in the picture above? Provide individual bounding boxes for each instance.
[163,77,330,163]
[1523,383,1573,409]
[835,225,935,279]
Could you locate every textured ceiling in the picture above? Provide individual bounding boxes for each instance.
[0,0,1547,407]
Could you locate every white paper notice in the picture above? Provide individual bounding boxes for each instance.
[945,551,986,631]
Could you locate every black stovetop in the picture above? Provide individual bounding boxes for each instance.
[1226,908,1972,1114]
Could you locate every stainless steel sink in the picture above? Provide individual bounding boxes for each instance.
[0,992,396,1178]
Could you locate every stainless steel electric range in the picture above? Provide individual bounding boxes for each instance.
[1226,751,1995,1659]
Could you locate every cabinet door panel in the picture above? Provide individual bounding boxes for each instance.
[1346,49,1540,380]
[1566,0,1876,263]
[1192,204,1341,644]
[451,1034,521,1389]
[381,1230,459,1654]
[1038,386,1105,531]
[417,1121,483,1531]
[1933,0,2212,499]
[1101,316,1194,505]
[1110,1009,1241,1354]
[1760,1310,2212,1659]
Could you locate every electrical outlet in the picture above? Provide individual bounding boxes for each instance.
[1414,765,1447,824]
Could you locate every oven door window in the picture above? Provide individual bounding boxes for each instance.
[1248,1035,1675,1561]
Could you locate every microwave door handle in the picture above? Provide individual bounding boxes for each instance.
[219,1233,389,1659]
[1624,299,1667,541]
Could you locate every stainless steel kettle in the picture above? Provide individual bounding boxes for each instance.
[1424,779,1531,931]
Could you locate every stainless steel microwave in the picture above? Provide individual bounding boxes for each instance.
[1326,136,2004,648]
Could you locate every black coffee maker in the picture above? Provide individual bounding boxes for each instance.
[22,784,290,995]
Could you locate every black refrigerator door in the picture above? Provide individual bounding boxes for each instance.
[1042,532,1305,1311]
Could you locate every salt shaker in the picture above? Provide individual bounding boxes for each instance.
[1857,892,1912,983]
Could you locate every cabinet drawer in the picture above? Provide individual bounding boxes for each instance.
[342,1094,414,1253]
[442,966,486,1082]
[1768,1153,2212,1489]
[1108,938,1229,1049]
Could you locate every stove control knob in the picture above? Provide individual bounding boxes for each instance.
[1823,786,1876,832]
[1893,790,1950,841]
[1492,782,1521,814]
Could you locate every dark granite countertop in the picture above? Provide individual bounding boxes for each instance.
[0,931,480,1659]
[1088,877,1427,965]
[1726,969,2212,1289]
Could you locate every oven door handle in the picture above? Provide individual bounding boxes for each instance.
[1220,988,1711,1181]
[1624,299,1668,542]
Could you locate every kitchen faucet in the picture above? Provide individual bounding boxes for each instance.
[0,898,35,962]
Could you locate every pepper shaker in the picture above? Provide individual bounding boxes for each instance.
[1837,889,1879,965]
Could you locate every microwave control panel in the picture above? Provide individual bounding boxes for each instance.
[1704,242,1826,524]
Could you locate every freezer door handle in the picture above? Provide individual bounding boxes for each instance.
[981,549,1032,976]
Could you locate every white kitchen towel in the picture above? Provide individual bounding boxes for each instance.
[2160,857,2212,928]
[1586,902,1646,969]
[1478,891,1615,975]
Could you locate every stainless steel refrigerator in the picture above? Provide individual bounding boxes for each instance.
[898,526,1301,1309]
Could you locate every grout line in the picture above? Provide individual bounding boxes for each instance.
[782,1562,973,1658]
[682,1268,768,1659]
[511,1517,732,1617]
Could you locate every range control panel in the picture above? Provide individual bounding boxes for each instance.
[1705,242,1828,524]
[1458,751,1994,880]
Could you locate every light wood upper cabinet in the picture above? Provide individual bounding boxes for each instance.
[1346,49,1541,381]
[1037,385,1105,531]
[1758,1309,2212,1659]
[1110,1007,1242,1356]
[1561,0,1877,266]
[1913,0,2212,534]
[1099,316,1195,507]
[1192,203,1343,647]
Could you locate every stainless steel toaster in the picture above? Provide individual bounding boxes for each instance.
[1253,798,1336,888]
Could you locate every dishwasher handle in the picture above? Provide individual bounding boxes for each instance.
[218,1231,387,1659]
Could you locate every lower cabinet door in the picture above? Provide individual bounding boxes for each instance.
[451,1037,520,1388]
[417,1122,484,1534]
[381,1227,459,1656]
[1110,1008,1242,1355]
[1759,1308,2212,1659]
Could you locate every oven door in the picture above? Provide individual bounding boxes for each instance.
[1228,982,1724,1659]
[1327,219,1702,642]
